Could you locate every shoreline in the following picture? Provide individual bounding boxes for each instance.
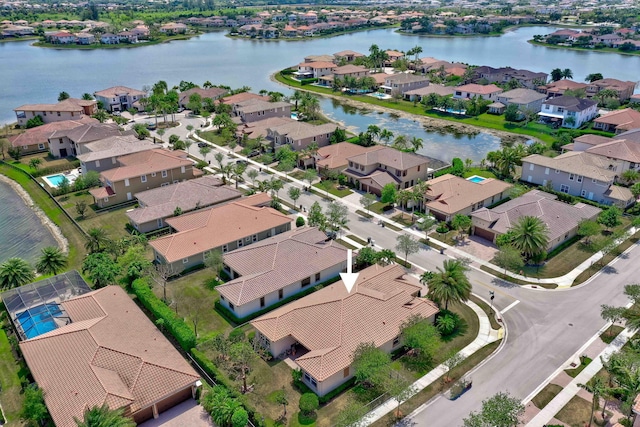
[0,174,69,254]
[30,33,197,50]
[527,39,640,57]
[225,24,398,42]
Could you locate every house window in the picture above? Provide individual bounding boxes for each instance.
[38,143,45,150]
[278,289,283,299]
[173,180,179,184]
[557,107,564,113]
[152,172,156,177]
[238,239,243,248]
[182,258,189,264]
[343,367,349,378]
[181,166,185,173]
[569,174,575,181]
[252,234,258,242]
[581,190,587,196]
[555,169,560,174]
[220,295,225,301]
[577,175,583,183]
[229,302,234,312]
[560,184,570,194]
[592,179,597,184]
[315,272,320,282]
[301,277,311,287]
[222,244,228,253]
[124,178,130,187]
[260,297,265,308]
[161,183,169,187]
[544,167,549,175]
[141,175,147,183]
[162,170,168,178]
[393,336,400,347]
[57,112,61,116]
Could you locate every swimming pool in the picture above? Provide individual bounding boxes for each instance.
[368,92,391,100]
[16,303,63,339]
[467,175,486,183]
[42,171,79,188]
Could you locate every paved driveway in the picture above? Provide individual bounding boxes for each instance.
[138,399,213,427]
[454,235,499,262]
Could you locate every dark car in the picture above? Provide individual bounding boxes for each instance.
[197,142,208,148]
[247,150,261,158]
[236,160,248,165]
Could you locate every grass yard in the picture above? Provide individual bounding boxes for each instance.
[600,325,625,344]
[10,152,78,174]
[565,356,592,378]
[555,395,606,427]
[370,202,392,215]
[479,265,558,289]
[0,329,24,425]
[468,295,502,330]
[56,191,133,240]
[462,168,496,179]
[391,212,415,227]
[312,181,352,198]
[346,235,368,247]
[197,130,229,146]
[531,383,563,409]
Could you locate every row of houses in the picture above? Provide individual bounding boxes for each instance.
[543,28,640,49]
[44,25,151,45]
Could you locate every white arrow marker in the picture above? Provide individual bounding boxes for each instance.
[340,249,359,293]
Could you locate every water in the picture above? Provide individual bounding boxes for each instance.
[43,174,65,187]
[16,303,63,339]
[467,175,487,183]
[0,180,59,264]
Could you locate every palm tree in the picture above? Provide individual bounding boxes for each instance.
[35,246,67,276]
[0,258,35,289]
[585,73,603,83]
[578,377,609,427]
[427,259,471,310]
[291,90,303,110]
[495,147,519,178]
[392,135,410,151]
[377,249,396,266]
[367,125,381,141]
[510,216,549,259]
[561,68,573,79]
[410,136,424,152]
[380,129,394,145]
[550,68,563,82]
[85,227,110,253]
[74,404,135,427]
[81,93,94,100]
[594,89,619,106]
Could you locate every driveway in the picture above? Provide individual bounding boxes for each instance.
[453,235,499,262]
[138,399,213,427]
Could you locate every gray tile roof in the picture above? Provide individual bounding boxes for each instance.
[77,135,155,162]
[49,123,122,144]
[385,73,430,84]
[269,122,338,141]
[543,95,597,112]
[522,152,617,181]
[497,88,546,105]
[347,146,429,170]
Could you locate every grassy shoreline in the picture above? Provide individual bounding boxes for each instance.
[31,33,196,50]
[226,23,398,42]
[528,39,640,57]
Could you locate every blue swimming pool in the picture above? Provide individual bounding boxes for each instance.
[44,174,67,186]
[467,175,486,183]
[16,303,63,339]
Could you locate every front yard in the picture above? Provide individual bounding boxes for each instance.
[312,181,352,198]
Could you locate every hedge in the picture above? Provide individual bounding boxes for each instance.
[31,160,81,177]
[293,377,356,404]
[131,278,196,351]
[434,157,463,178]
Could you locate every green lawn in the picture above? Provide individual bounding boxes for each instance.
[370,202,392,215]
[555,395,606,427]
[573,231,640,286]
[391,212,415,227]
[56,191,133,240]
[600,325,624,344]
[10,153,77,175]
[197,130,229,146]
[462,168,496,179]
[312,181,352,198]
[0,329,24,424]
[565,356,592,378]
[532,383,563,409]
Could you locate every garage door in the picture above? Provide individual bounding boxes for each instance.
[156,387,193,415]
[133,406,154,424]
[473,227,495,242]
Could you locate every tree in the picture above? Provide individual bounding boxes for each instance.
[288,187,301,207]
[598,206,622,232]
[187,93,203,114]
[360,193,376,216]
[463,391,524,427]
[35,246,67,275]
[377,249,396,266]
[622,169,640,184]
[273,388,288,417]
[214,152,225,170]
[231,162,247,189]
[299,393,319,416]
[325,202,349,235]
[82,93,94,100]
[601,305,625,336]
[75,200,88,218]
[585,73,603,83]
[443,350,465,382]
[381,183,397,205]
[492,245,524,274]
[229,340,257,393]
[380,129,394,145]
[85,227,110,253]
[92,109,109,123]
[82,253,120,288]
[451,214,472,241]
[427,259,472,310]
[0,257,34,289]
[174,286,210,337]
[269,178,284,200]
[303,169,318,188]
[578,376,609,427]
[410,136,424,152]
[418,217,437,241]
[21,385,51,426]
[385,371,415,419]
[510,216,549,259]
[335,401,368,427]
[58,91,70,101]
[352,342,391,388]
[151,264,173,303]
[308,201,326,230]
[74,404,135,427]
[550,68,563,82]
[395,234,420,264]
[561,68,573,79]
[504,104,520,122]
[28,157,41,171]
[247,169,259,187]
[578,219,601,246]
[199,145,212,159]
[401,315,441,360]
[117,245,151,285]
[205,249,224,279]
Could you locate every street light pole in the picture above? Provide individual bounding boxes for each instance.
[489,291,495,316]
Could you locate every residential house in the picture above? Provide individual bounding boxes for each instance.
[178,87,228,108]
[521,152,634,207]
[384,50,405,65]
[380,74,430,95]
[586,78,636,102]
[46,31,76,44]
[14,98,97,126]
[314,142,381,174]
[76,134,156,173]
[8,117,98,155]
[75,33,95,44]
[89,149,200,208]
[453,84,503,100]
[295,62,336,79]
[160,22,188,34]
[593,108,640,134]
[218,227,348,318]
[149,199,293,273]
[471,190,601,250]
[593,33,623,46]
[423,174,513,221]
[126,175,244,232]
[563,134,613,152]
[403,85,455,102]
[344,146,434,194]
[117,31,138,43]
[236,117,296,141]
[100,33,119,44]
[630,94,640,104]
[473,66,548,89]
[251,263,439,396]
[538,96,598,129]
[219,92,269,107]
[1,25,34,37]
[16,282,200,427]
[233,100,292,123]
[303,54,335,63]
[495,88,547,112]
[94,86,147,112]
[268,122,338,151]
[131,25,150,38]
[333,50,365,63]
[582,139,640,176]
[48,122,123,158]
[537,80,588,98]
[332,64,369,80]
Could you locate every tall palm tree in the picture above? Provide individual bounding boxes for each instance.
[0,258,35,289]
[510,216,549,259]
[550,68,563,82]
[495,147,519,178]
[392,135,410,151]
[35,246,67,276]
[594,89,619,106]
[410,136,424,152]
[427,259,471,310]
[291,90,303,110]
[74,404,135,427]
[561,68,573,79]
[380,129,394,145]
[367,125,381,141]
[85,227,110,253]
[578,377,609,427]
[377,249,396,266]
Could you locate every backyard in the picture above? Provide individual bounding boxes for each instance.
[0,328,25,425]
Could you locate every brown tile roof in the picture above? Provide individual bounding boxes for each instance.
[424,174,513,216]
[240,117,295,139]
[573,134,612,146]
[316,142,380,170]
[594,108,640,131]
[94,86,146,98]
[333,50,365,57]
[19,286,199,427]
[150,200,292,262]
[455,83,503,95]
[8,117,97,147]
[539,80,587,93]
[236,100,291,115]
[218,228,348,305]
[298,61,337,69]
[589,78,636,91]
[178,87,227,104]
[269,122,338,141]
[333,64,368,75]
[14,98,96,113]
[49,122,122,144]
[522,152,618,181]
[586,139,640,164]
[251,264,439,381]
[101,149,192,182]
[404,85,455,97]
[76,135,155,162]
[385,50,404,57]
[126,176,241,224]
[220,92,269,105]
[347,146,428,170]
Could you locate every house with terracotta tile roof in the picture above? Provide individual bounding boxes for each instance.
[150,198,292,273]
[471,190,601,249]
[160,22,188,34]
[15,282,200,427]
[453,84,503,101]
[423,174,513,221]
[403,84,455,102]
[251,263,439,396]
[586,78,636,102]
[332,64,369,80]
[314,141,381,173]
[268,121,339,151]
[344,146,434,195]
[94,86,146,113]
[333,50,365,62]
[296,61,337,79]
[178,87,228,108]
[218,227,348,318]
[233,99,292,123]
[126,175,243,233]
[219,92,270,106]
[8,117,97,155]
[14,98,97,126]
[89,149,200,208]
[76,134,156,173]
[537,80,587,98]
[381,73,430,95]
[593,108,640,134]
[583,139,640,176]
[48,122,123,158]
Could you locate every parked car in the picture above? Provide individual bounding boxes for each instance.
[236,160,248,165]
[247,150,260,158]
[197,142,208,148]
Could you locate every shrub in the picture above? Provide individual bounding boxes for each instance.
[296,216,305,227]
[31,160,81,177]
[131,278,196,351]
[228,328,245,342]
[435,311,461,336]
[299,393,319,415]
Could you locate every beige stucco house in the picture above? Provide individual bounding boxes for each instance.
[14,98,97,126]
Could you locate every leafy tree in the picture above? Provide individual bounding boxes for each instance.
[231,408,248,427]
[25,115,44,129]
[247,169,259,187]
[418,216,437,241]
[395,234,420,264]
[585,73,603,83]
[308,201,326,229]
[299,393,319,416]
[35,246,67,276]
[205,249,224,279]
[21,385,51,427]
[0,257,34,289]
[463,391,524,427]
[325,202,349,235]
[187,93,203,114]
[230,340,257,393]
[578,219,601,246]
[352,342,391,388]
[356,247,379,268]
[622,169,640,184]
[510,216,549,259]
[495,230,515,247]
[401,314,441,360]
[601,305,625,336]
[385,371,415,419]
[428,259,472,310]
[335,401,368,427]
[578,376,609,427]
[303,169,318,188]
[132,124,150,139]
[381,183,397,205]
[117,245,151,285]
[28,157,41,171]
[273,388,288,416]
[288,187,301,206]
[504,104,520,122]
[74,404,135,427]
[550,68,563,82]
[451,214,472,241]
[377,249,396,266]
[58,91,70,101]
[443,350,465,382]
[492,245,524,274]
[85,227,111,253]
[561,68,573,79]
[75,200,88,218]
[360,193,376,217]
[598,206,622,232]
[82,253,120,288]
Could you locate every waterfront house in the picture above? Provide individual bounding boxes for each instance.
[538,96,598,129]
[521,152,634,207]
[219,92,269,107]
[537,80,588,98]
[218,227,348,318]
[314,142,381,174]
[423,174,513,222]
[332,64,369,80]
[267,122,338,151]
[117,31,138,43]
[296,62,336,79]
[75,33,95,44]
[46,31,76,44]
[126,175,244,233]
[582,139,640,176]
[251,263,439,396]
[586,78,636,102]
[160,22,187,34]
[89,149,200,208]
[149,199,292,273]
[380,74,430,95]
[403,85,455,102]
[178,87,228,108]
[495,88,547,112]
[453,84,502,100]
[471,190,601,250]
[303,54,335,63]
[233,99,292,123]
[76,134,156,173]
[236,117,295,141]
[16,283,200,427]
[384,50,405,65]
[473,66,548,89]
[14,98,97,126]
[593,108,640,134]
[344,146,433,194]
[100,33,119,44]
[1,24,35,37]
[48,122,123,158]
[333,50,366,63]
[8,117,98,155]
[94,86,146,113]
